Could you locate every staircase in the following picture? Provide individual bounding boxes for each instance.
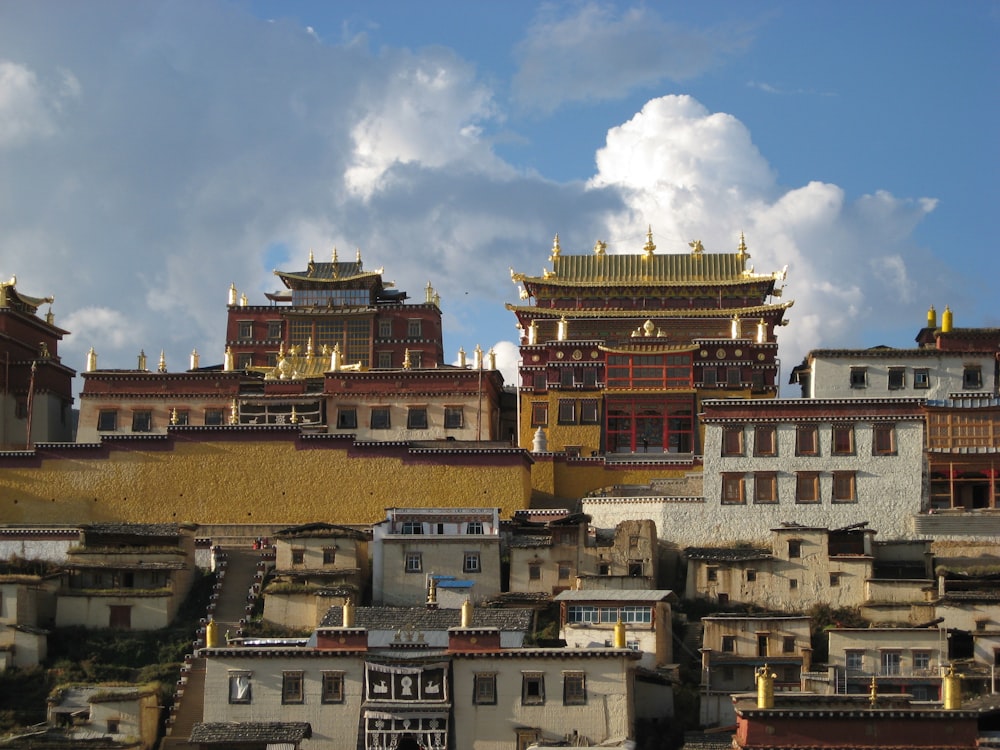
[160,545,270,749]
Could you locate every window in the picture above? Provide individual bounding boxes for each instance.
[322,671,345,703]
[795,472,820,503]
[371,407,391,429]
[830,572,841,586]
[796,425,819,455]
[914,368,930,389]
[407,407,428,430]
[789,578,798,590]
[888,367,906,390]
[963,365,983,389]
[532,373,547,391]
[522,673,545,705]
[378,320,392,338]
[580,399,599,424]
[754,425,776,456]
[172,410,190,426]
[132,410,152,432]
[377,351,393,368]
[846,651,863,672]
[267,321,283,339]
[872,423,896,455]
[229,673,252,704]
[702,368,718,386]
[582,369,597,387]
[726,367,741,387]
[205,409,224,426]
[557,399,576,424]
[707,566,718,582]
[746,569,757,582]
[337,408,357,429]
[516,729,542,750]
[782,636,796,655]
[323,548,336,565]
[282,671,304,704]
[560,368,575,387]
[530,402,548,427]
[463,521,484,536]
[405,553,422,573]
[563,672,586,705]
[787,540,801,559]
[850,367,867,388]
[750,371,766,392]
[473,673,497,705]
[106,719,120,734]
[464,552,481,573]
[444,406,464,429]
[722,636,736,653]
[598,562,610,575]
[754,472,778,504]
[913,650,931,671]
[528,563,541,580]
[832,471,857,503]
[628,560,644,577]
[831,424,854,455]
[721,473,746,505]
[881,651,901,676]
[238,321,253,340]
[236,353,253,369]
[97,410,118,432]
[722,426,744,456]
[557,562,571,580]
[407,319,422,338]
[291,549,304,565]
[400,521,423,534]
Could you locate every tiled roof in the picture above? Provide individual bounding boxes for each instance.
[684,547,772,562]
[554,589,678,603]
[274,522,370,540]
[319,605,533,631]
[190,722,311,743]
[83,522,181,537]
[515,252,762,286]
[508,534,551,548]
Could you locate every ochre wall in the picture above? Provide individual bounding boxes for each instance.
[0,434,533,525]
[530,453,699,505]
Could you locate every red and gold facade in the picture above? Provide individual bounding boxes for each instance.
[508,231,792,455]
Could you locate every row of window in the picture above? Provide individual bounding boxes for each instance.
[337,406,463,430]
[231,670,588,707]
[720,634,798,654]
[398,521,486,535]
[530,399,600,427]
[708,566,844,588]
[565,605,653,624]
[849,365,982,390]
[404,552,482,574]
[721,471,859,504]
[97,409,227,432]
[722,423,897,457]
[845,649,933,674]
[233,348,429,370]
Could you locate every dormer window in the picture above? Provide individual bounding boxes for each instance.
[964,365,983,389]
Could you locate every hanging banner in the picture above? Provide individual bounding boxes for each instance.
[364,662,449,703]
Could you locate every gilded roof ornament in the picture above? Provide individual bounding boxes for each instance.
[356,248,362,268]
[138,350,147,371]
[170,408,178,426]
[689,239,704,256]
[550,234,561,260]
[46,307,54,325]
[403,348,412,370]
[332,247,338,263]
[229,399,239,425]
[228,283,237,306]
[290,406,300,424]
[737,232,750,263]
[594,240,607,256]
[643,226,656,257]
[158,350,167,373]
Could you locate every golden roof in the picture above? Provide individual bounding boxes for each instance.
[505,300,793,318]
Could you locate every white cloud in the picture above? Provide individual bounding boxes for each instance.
[61,307,139,355]
[512,4,751,114]
[0,60,78,147]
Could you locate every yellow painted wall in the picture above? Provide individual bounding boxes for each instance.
[0,438,532,525]
[530,453,700,505]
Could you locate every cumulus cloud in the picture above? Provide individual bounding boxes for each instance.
[0,61,78,147]
[512,3,751,114]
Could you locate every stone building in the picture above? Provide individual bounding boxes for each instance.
[826,627,947,700]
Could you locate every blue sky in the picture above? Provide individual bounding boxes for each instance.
[0,1,995,389]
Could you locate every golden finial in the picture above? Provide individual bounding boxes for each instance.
[594,240,606,256]
[138,350,147,371]
[737,232,750,261]
[86,347,97,372]
[229,398,239,425]
[869,675,878,707]
[487,348,496,370]
[228,283,237,306]
[45,307,54,325]
[332,247,338,263]
[308,249,314,264]
[290,405,299,424]
[240,293,248,307]
[643,226,656,257]
[403,349,412,369]
[224,346,234,371]
[550,234,561,259]
[425,281,434,303]
[190,349,200,370]
[689,239,704,255]
[457,347,466,368]
[356,248,362,266]
[170,408,178,426]
[306,336,314,358]
[158,350,167,373]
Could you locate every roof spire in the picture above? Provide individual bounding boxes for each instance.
[737,232,750,265]
[332,247,338,263]
[594,240,606,256]
[643,226,656,257]
[356,247,362,266]
[158,350,167,373]
[308,249,314,264]
[550,234,561,260]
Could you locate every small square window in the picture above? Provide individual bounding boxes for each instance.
[474,673,497,705]
[378,320,392,338]
[913,368,930,389]
[530,402,548,427]
[522,674,545,705]
[444,406,464,429]
[236,353,253,369]
[796,425,819,456]
[267,321,283,339]
[323,548,336,565]
[754,425,776,456]
[400,521,423,534]
[707,566,718,582]
[726,367,741,387]
[789,578,798,590]
[466,521,484,535]
[850,367,867,388]
[580,399,599,424]
[229,673,252,704]
[560,368,575,387]
[172,410,190,426]
[563,672,586,705]
[558,562,572,580]
[754,472,778,504]
[337,408,358,429]
[582,369,597,387]
[832,471,857,503]
[97,410,118,432]
[746,569,757,582]
[963,366,983,389]
[873,423,896,455]
[464,552,481,573]
[788,540,801,559]
[702,368,718,387]
[831,424,854,455]
[528,563,541,580]
[407,407,428,430]
[405,553,422,573]
[722,426,744,456]
[557,399,576,424]
[205,409,224,426]
[371,407,391,429]
[377,351,393,368]
[106,719,120,734]
[783,636,796,654]
[407,320,422,338]
[846,651,863,671]
[282,671,304,704]
[722,636,736,653]
[238,321,253,340]
[132,410,152,433]
[888,368,905,390]
[830,572,841,586]
[291,549,305,565]
[321,671,345,703]
[913,650,931,670]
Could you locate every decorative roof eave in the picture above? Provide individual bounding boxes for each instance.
[701,397,926,422]
[505,301,793,318]
[515,275,778,291]
[807,347,1000,359]
[275,269,383,286]
[599,343,701,355]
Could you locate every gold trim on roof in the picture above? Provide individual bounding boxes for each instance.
[505,300,793,318]
[275,268,384,285]
[599,343,701,355]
